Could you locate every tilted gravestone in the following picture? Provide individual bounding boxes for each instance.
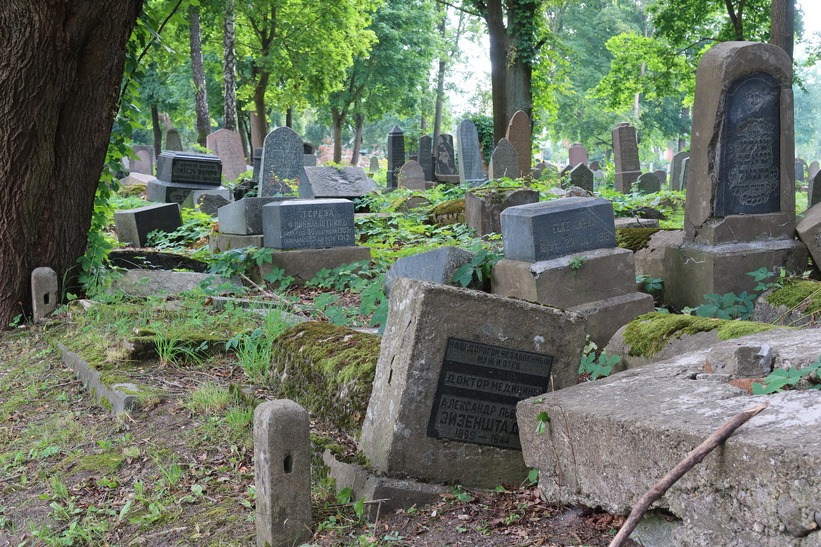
[680,156,690,189]
[654,169,667,186]
[383,246,476,296]
[635,172,661,194]
[418,135,434,182]
[359,277,587,488]
[666,41,807,309]
[262,199,355,249]
[435,133,456,177]
[301,166,377,199]
[386,125,405,189]
[165,128,183,151]
[569,163,594,192]
[670,150,689,191]
[398,160,427,191]
[207,128,246,181]
[260,126,308,197]
[505,110,531,179]
[457,119,485,186]
[114,202,182,248]
[488,138,519,180]
[612,122,641,192]
[568,143,588,168]
[131,145,154,175]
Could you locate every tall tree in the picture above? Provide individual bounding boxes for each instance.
[223,0,238,131]
[770,0,795,60]
[189,3,210,146]
[0,0,143,326]
[433,5,470,149]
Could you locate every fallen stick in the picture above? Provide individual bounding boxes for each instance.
[609,403,768,547]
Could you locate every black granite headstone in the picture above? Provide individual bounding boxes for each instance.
[715,72,781,217]
[387,126,405,189]
[156,151,222,185]
[426,338,553,450]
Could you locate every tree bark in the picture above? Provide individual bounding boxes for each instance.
[223,0,238,131]
[252,72,270,143]
[770,0,794,61]
[189,4,210,147]
[332,107,346,164]
[351,112,364,165]
[151,104,162,161]
[0,0,143,326]
[485,0,509,145]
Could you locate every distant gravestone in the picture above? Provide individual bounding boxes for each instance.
[810,171,821,208]
[260,126,308,197]
[500,197,616,262]
[301,166,378,199]
[488,138,519,180]
[680,157,690,189]
[457,119,485,186]
[810,161,820,181]
[262,199,355,249]
[505,110,531,178]
[156,151,222,185]
[207,129,246,181]
[31,267,58,323]
[435,134,456,177]
[131,145,154,175]
[612,123,641,192]
[569,163,594,192]
[252,148,263,185]
[796,159,807,182]
[589,160,601,171]
[165,128,183,151]
[114,202,182,247]
[303,142,317,167]
[387,125,405,189]
[654,169,667,186]
[368,156,379,175]
[418,135,434,182]
[398,160,427,191]
[670,151,690,191]
[568,143,589,168]
[636,172,661,194]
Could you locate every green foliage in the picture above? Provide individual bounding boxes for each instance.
[208,247,274,278]
[579,348,621,380]
[752,356,821,394]
[636,274,663,293]
[145,211,213,251]
[451,247,503,288]
[534,411,550,435]
[568,255,586,274]
[694,291,756,320]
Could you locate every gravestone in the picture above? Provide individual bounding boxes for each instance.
[500,198,616,263]
[809,161,820,181]
[114,202,182,248]
[131,145,154,175]
[301,166,378,199]
[252,148,263,185]
[218,197,294,235]
[666,41,807,309]
[260,127,308,197]
[31,267,58,323]
[488,138,519,180]
[207,128,246,181]
[165,128,183,151]
[398,160,427,191]
[810,170,821,209]
[493,197,653,348]
[680,156,690,189]
[387,125,405,189]
[635,172,661,194]
[568,143,588,168]
[457,119,485,186]
[505,110,531,178]
[368,156,379,175]
[262,199,355,249]
[435,133,456,177]
[796,158,807,182]
[654,169,667,186]
[383,246,476,296]
[612,123,641,192]
[303,142,317,167]
[157,151,222,185]
[465,187,539,236]
[589,160,601,171]
[254,400,312,547]
[418,135,434,182]
[359,277,587,488]
[197,194,230,216]
[670,151,690,191]
[569,163,594,192]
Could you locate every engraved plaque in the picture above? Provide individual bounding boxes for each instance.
[262,199,355,249]
[157,151,223,185]
[426,338,553,450]
[715,72,780,216]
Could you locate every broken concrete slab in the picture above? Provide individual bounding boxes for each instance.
[110,270,240,297]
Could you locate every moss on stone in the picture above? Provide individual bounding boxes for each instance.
[624,312,782,358]
[765,279,821,315]
[469,185,527,204]
[430,198,465,216]
[616,227,662,252]
[268,322,381,434]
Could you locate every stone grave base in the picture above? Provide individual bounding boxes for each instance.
[491,248,638,309]
[435,174,460,184]
[614,217,660,229]
[665,239,808,310]
[323,451,448,521]
[517,328,821,546]
[209,233,264,253]
[568,292,654,350]
[465,187,538,236]
[259,246,371,286]
[147,179,231,208]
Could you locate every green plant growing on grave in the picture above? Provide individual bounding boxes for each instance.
[636,274,663,293]
[534,411,550,434]
[568,255,587,276]
[578,348,621,380]
[208,246,275,278]
[752,356,821,394]
[694,291,757,320]
[153,332,208,366]
[451,246,503,288]
[145,210,213,251]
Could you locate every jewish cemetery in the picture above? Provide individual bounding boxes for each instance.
[4,1,821,546]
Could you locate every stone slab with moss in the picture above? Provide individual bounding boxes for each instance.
[753,279,821,327]
[427,198,465,226]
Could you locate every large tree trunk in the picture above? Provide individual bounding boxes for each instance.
[770,0,794,61]
[351,112,364,166]
[151,103,162,160]
[190,5,210,147]
[223,0,238,131]
[252,72,270,143]
[0,0,143,327]
[332,108,346,164]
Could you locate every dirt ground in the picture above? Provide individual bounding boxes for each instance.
[0,321,636,547]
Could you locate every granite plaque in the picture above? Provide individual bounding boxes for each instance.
[426,338,553,450]
[501,197,617,262]
[715,72,780,217]
[435,133,456,176]
[156,151,223,185]
[262,199,355,249]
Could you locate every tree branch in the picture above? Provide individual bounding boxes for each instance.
[435,0,482,18]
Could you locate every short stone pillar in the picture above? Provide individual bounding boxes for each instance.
[31,267,58,323]
[254,400,312,547]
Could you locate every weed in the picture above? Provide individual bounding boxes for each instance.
[154,331,207,366]
[568,255,587,275]
[451,246,503,288]
[535,411,550,434]
[752,356,821,394]
[636,274,663,293]
[579,340,621,380]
